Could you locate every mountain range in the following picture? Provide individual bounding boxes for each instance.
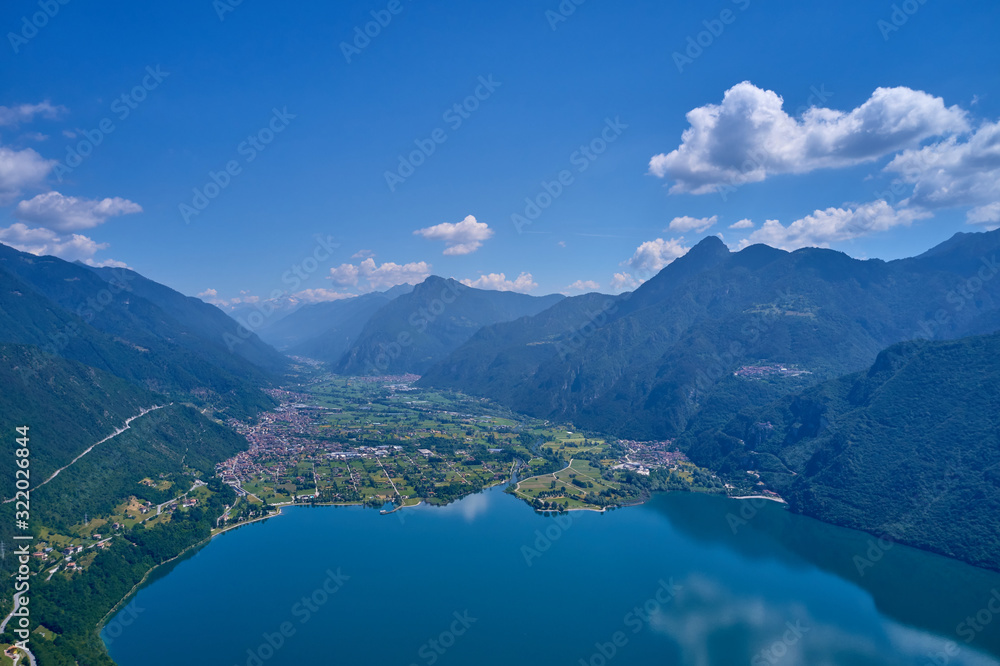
[0,243,284,417]
[420,232,1000,440]
[2,228,1000,575]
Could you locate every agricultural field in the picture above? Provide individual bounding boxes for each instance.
[216,375,719,515]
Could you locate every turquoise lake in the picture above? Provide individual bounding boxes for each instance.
[104,488,1000,665]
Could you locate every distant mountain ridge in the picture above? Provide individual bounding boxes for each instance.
[0,243,282,417]
[336,276,565,375]
[255,284,414,360]
[421,230,1000,439]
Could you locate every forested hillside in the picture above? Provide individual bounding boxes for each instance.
[0,243,278,417]
[685,332,1000,570]
[423,230,1000,440]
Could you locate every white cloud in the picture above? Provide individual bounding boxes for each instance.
[627,237,690,276]
[361,258,432,290]
[329,263,361,286]
[741,201,930,251]
[650,82,968,194]
[610,272,639,291]
[351,249,375,259]
[199,288,272,309]
[237,290,259,305]
[87,258,128,268]
[967,203,1000,229]
[0,222,123,266]
[730,218,754,229]
[414,215,494,255]
[293,288,356,303]
[0,101,66,127]
[14,191,142,232]
[566,279,600,292]
[668,215,718,233]
[461,272,537,293]
[0,146,55,204]
[884,119,1000,228]
[198,288,241,309]
[328,258,432,291]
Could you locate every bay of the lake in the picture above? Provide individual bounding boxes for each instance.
[104,487,1000,665]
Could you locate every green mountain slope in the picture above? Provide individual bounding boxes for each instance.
[0,344,248,664]
[89,265,289,375]
[422,230,1000,439]
[0,244,276,417]
[689,332,1000,570]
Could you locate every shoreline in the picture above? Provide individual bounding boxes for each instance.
[95,485,777,642]
[94,482,999,656]
[728,494,788,504]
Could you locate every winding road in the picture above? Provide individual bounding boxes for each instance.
[3,404,168,503]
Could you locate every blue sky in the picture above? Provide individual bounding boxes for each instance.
[1,0,999,307]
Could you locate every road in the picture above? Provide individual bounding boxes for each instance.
[3,404,168,503]
[155,479,206,515]
[375,456,400,496]
[514,458,574,497]
[0,594,37,664]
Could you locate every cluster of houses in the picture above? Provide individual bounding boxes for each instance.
[29,538,112,575]
[734,364,812,378]
[617,440,689,469]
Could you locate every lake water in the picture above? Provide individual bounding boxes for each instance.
[104,487,1000,666]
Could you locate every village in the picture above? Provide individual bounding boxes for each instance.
[213,380,535,512]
